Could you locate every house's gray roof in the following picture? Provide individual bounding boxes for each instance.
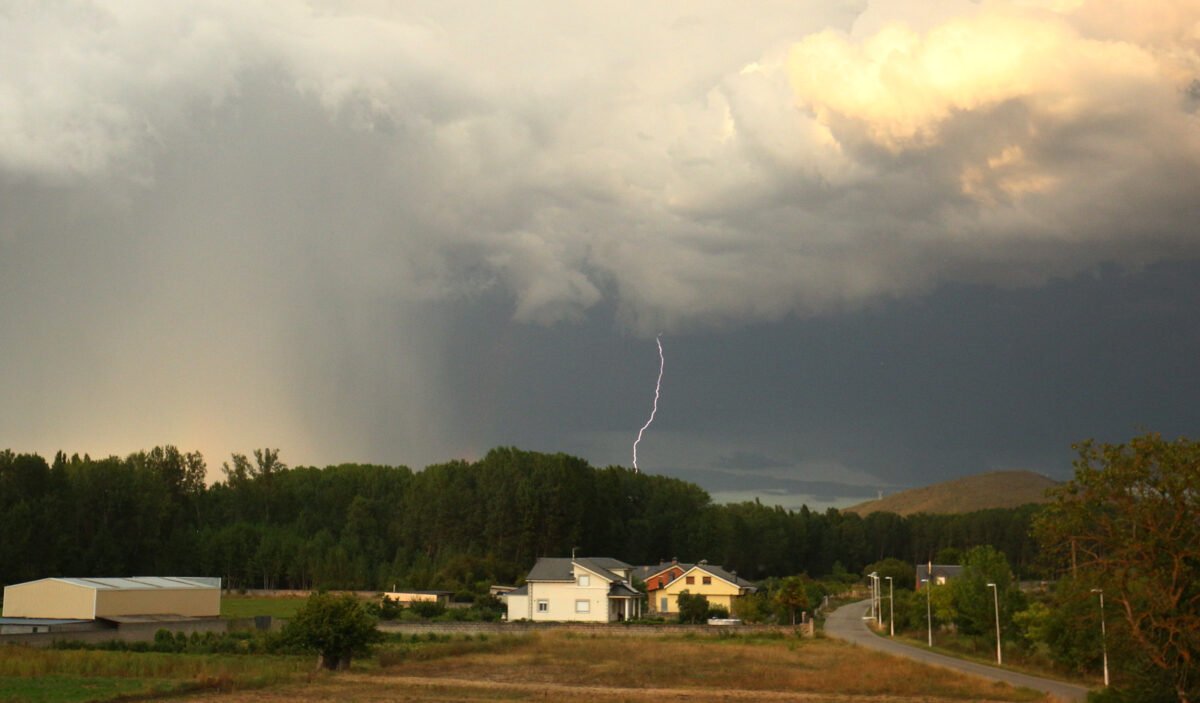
[574,557,632,580]
[638,561,757,592]
[505,584,528,597]
[636,562,693,582]
[917,564,964,581]
[608,582,641,598]
[525,557,633,582]
[695,564,757,591]
[525,558,576,581]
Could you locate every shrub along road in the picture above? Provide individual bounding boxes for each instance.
[823,599,1089,702]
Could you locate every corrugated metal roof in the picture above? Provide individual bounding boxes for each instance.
[44,577,220,591]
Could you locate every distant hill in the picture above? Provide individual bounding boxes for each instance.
[843,470,1061,516]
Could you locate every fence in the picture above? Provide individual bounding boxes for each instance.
[380,620,814,638]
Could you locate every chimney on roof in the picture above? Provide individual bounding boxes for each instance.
[672,557,678,565]
[699,559,708,565]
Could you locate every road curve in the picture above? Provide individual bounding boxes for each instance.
[823,599,1090,703]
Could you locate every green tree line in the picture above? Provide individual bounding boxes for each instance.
[0,446,1041,595]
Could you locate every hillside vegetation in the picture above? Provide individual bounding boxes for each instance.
[0,447,1044,593]
[843,469,1060,516]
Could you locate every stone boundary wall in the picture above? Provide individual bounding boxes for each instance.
[228,590,470,608]
[1,618,814,649]
[228,589,377,599]
[379,620,815,638]
[0,618,234,649]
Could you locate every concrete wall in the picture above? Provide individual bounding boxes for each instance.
[504,593,528,621]
[379,620,814,638]
[0,618,231,649]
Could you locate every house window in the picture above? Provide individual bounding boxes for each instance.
[578,574,590,587]
[537,600,549,613]
[936,576,947,586]
[658,578,666,588]
[686,576,695,584]
[660,597,669,611]
[702,577,712,585]
[575,600,590,613]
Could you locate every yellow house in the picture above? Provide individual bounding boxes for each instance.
[647,561,756,615]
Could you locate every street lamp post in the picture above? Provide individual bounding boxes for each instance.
[1092,588,1109,687]
[922,578,932,646]
[868,572,879,624]
[987,582,1002,665]
[885,576,894,636]
[875,574,883,626]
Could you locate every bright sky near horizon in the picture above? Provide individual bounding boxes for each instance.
[2,0,1199,509]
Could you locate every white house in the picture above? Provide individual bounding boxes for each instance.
[504,557,642,622]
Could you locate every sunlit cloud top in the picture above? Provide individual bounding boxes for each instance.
[2,0,1198,471]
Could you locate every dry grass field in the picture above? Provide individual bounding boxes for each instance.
[174,631,1054,703]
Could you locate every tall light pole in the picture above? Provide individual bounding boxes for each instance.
[922,578,932,646]
[885,576,894,636]
[1092,588,1109,687]
[874,574,883,626]
[868,572,879,624]
[987,582,1002,665]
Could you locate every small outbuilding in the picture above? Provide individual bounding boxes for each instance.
[2,577,221,621]
[916,564,963,589]
[381,590,454,606]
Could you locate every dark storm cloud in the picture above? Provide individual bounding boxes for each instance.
[1,1,1199,507]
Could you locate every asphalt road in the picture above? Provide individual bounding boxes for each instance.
[823,599,1091,702]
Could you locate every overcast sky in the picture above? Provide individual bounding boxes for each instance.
[3,0,1199,509]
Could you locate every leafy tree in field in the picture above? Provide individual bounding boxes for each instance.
[282,592,383,670]
[408,599,447,619]
[1034,433,1200,703]
[732,592,769,623]
[949,545,1024,638]
[1012,578,1102,674]
[773,575,811,625]
[676,590,709,624]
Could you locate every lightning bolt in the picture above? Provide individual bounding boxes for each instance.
[632,334,664,473]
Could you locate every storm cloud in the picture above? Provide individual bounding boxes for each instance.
[2,0,1198,506]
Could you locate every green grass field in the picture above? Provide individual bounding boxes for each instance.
[0,675,176,703]
[0,646,311,703]
[220,596,307,619]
